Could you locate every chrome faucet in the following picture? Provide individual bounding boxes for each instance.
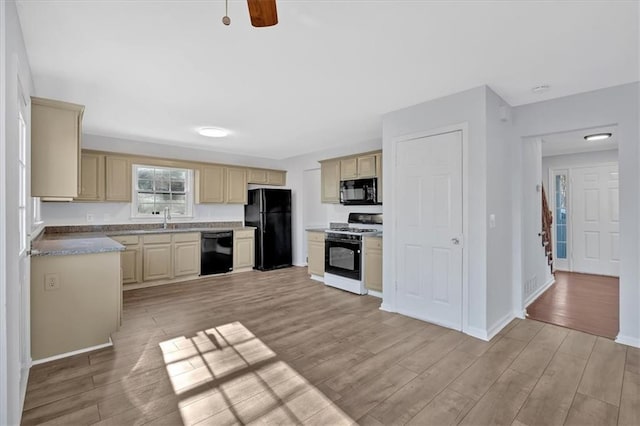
[163,207,171,229]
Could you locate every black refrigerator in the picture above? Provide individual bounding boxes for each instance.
[244,188,292,271]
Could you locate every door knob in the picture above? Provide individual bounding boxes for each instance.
[451,238,460,245]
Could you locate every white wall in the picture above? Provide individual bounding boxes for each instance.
[283,139,383,266]
[512,82,639,347]
[382,86,489,336]
[485,88,515,333]
[1,1,34,424]
[541,149,618,192]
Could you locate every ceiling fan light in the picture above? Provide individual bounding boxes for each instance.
[584,133,612,141]
[198,127,229,138]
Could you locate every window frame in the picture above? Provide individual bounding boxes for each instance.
[131,164,194,219]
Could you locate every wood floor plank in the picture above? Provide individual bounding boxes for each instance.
[367,349,476,424]
[21,267,632,426]
[618,371,640,426]
[459,368,537,426]
[515,351,587,426]
[577,343,626,406]
[564,392,618,426]
[406,388,475,426]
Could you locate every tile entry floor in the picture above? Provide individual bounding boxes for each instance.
[22,267,639,425]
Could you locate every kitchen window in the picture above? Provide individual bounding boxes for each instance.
[132,165,193,217]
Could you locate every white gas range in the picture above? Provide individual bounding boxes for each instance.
[324,213,382,295]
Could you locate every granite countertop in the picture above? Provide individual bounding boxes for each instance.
[32,224,256,256]
[31,237,125,257]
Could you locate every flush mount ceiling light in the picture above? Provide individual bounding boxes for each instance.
[198,127,229,138]
[584,133,612,141]
[531,85,550,94]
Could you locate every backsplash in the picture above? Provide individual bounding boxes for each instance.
[44,221,244,234]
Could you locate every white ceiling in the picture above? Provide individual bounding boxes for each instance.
[16,0,639,159]
[541,126,618,157]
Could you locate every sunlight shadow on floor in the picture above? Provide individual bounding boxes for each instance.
[159,321,354,425]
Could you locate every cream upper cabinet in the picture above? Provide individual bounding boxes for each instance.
[248,169,268,184]
[357,155,377,178]
[31,97,84,200]
[75,152,105,201]
[364,237,382,292]
[307,231,325,277]
[247,169,286,186]
[340,158,358,180]
[233,229,255,270]
[197,165,226,203]
[226,167,248,204]
[267,170,286,186]
[321,160,341,203]
[105,156,132,202]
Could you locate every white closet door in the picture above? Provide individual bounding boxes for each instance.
[571,164,619,276]
[394,131,463,330]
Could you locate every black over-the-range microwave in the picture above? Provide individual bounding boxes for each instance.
[340,178,380,205]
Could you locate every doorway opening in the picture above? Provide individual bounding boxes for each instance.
[525,125,619,339]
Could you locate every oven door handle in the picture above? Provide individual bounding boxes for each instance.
[326,239,361,245]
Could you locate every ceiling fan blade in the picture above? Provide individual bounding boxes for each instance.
[247,0,278,27]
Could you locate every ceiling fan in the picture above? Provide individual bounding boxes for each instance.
[222,0,278,27]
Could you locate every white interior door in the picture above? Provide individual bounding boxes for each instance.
[571,164,619,276]
[395,131,463,330]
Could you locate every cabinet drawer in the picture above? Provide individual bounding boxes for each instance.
[143,234,172,244]
[234,229,255,239]
[173,232,200,243]
[111,235,139,245]
[365,237,382,250]
[307,231,326,242]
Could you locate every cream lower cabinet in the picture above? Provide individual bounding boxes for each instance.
[174,233,200,277]
[364,237,382,292]
[142,234,173,281]
[233,229,255,270]
[111,235,142,285]
[307,231,325,277]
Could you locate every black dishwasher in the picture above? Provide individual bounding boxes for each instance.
[201,231,234,275]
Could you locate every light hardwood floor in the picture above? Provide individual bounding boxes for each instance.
[22,267,639,425]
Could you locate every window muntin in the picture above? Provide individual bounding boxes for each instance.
[133,165,193,217]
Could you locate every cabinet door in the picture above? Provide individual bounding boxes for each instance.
[106,156,132,202]
[364,248,382,291]
[340,158,358,180]
[198,166,226,203]
[226,167,248,204]
[375,152,383,204]
[31,97,83,199]
[248,169,268,184]
[233,237,255,269]
[321,160,341,203]
[357,155,376,178]
[174,242,200,277]
[308,241,325,276]
[76,152,105,201]
[143,244,172,281]
[121,248,141,284]
[266,170,286,186]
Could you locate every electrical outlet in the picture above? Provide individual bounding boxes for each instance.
[44,273,60,291]
[86,213,95,223]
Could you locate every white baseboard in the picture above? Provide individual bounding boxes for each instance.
[19,365,29,416]
[379,303,395,313]
[616,334,640,349]
[514,309,526,319]
[309,274,324,283]
[32,338,113,365]
[486,312,516,341]
[465,326,489,341]
[524,276,555,309]
[367,289,382,299]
